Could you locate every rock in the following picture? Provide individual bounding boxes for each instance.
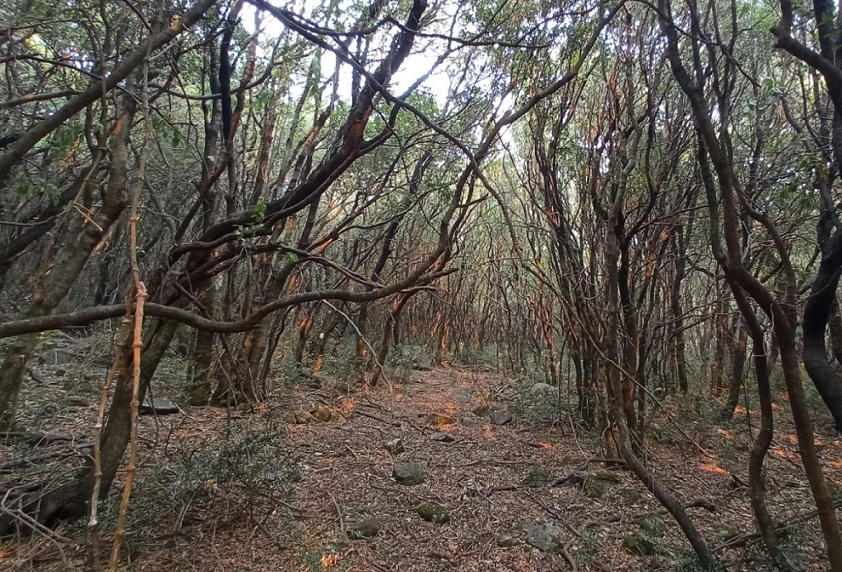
[66,396,89,407]
[523,522,562,553]
[40,348,76,366]
[490,410,513,426]
[309,404,332,422]
[622,532,657,556]
[426,413,455,427]
[619,487,643,504]
[393,462,425,486]
[429,432,455,443]
[54,368,67,377]
[139,396,180,415]
[383,438,405,455]
[416,502,450,524]
[349,516,382,539]
[715,524,739,542]
[639,515,666,537]
[283,411,312,424]
[399,345,434,370]
[583,470,621,498]
[472,403,490,416]
[522,466,555,488]
[529,382,556,397]
[496,533,520,547]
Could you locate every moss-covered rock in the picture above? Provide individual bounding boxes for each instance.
[583,470,621,498]
[349,516,382,539]
[417,502,450,524]
[622,532,657,556]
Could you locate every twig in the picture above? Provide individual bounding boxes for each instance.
[354,409,401,427]
[329,492,345,533]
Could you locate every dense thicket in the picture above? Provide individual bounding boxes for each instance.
[2,0,842,568]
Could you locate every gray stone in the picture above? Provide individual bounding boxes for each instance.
[429,432,455,443]
[529,383,556,397]
[41,348,76,366]
[384,438,405,455]
[139,396,180,415]
[523,522,563,553]
[416,502,450,524]
[490,410,513,426]
[349,516,382,539]
[393,462,425,486]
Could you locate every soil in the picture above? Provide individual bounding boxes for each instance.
[1,364,840,571]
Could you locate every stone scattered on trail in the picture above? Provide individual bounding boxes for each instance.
[622,532,657,556]
[139,396,180,415]
[384,438,406,455]
[583,470,621,498]
[309,403,332,422]
[426,413,455,427]
[283,411,312,424]
[490,410,513,426]
[522,522,563,553]
[393,462,426,486]
[429,432,455,443]
[417,502,450,524]
[496,533,520,547]
[349,516,382,539]
[472,403,490,416]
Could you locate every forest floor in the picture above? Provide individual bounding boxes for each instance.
[2,351,842,571]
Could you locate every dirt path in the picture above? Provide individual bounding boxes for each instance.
[268,368,684,571]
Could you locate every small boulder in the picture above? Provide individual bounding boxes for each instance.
[529,382,556,397]
[522,466,555,488]
[472,403,490,416]
[426,413,455,427]
[490,410,513,426]
[349,516,382,539]
[309,404,332,422]
[622,532,657,556]
[523,522,562,553]
[139,396,180,415]
[639,514,666,537]
[40,348,76,366]
[429,432,455,443]
[496,533,520,547]
[417,502,450,524]
[583,470,621,498]
[393,462,426,486]
[383,438,406,455]
[715,524,739,542]
[286,411,314,424]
